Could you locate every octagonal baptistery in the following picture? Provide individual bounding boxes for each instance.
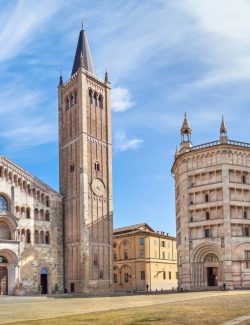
[172,115,250,290]
[0,156,63,295]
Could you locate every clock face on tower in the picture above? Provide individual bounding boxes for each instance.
[91,178,105,197]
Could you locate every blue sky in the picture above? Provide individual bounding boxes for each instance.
[1,0,250,235]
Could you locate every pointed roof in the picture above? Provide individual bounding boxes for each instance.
[71,28,96,76]
[220,116,227,134]
[181,112,191,134]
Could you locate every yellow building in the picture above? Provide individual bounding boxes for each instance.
[113,224,177,292]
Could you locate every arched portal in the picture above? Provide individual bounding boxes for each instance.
[40,268,48,294]
[190,243,222,288]
[0,249,18,295]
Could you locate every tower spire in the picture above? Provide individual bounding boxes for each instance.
[59,69,63,87]
[71,28,96,76]
[220,115,227,134]
[180,112,192,150]
[105,69,109,83]
[220,115,228,143]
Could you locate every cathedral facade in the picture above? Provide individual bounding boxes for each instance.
[0,28,113,295]
[172,115,250,290]
[0,157,63,295]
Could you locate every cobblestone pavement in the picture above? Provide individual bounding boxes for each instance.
[0,290,250,324]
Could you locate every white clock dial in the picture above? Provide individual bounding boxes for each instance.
[91,179,105,197]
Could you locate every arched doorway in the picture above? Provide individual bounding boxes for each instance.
[40,268,48,294]
[191,243,222,288]
[0,256,8,295]
[204,253,219,287]
[0,249,18,295]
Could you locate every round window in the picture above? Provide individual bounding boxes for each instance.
[0,196,8,213]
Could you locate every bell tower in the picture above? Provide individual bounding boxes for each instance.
[58,27,113,293]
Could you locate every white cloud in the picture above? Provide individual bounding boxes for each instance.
[114,132,143,152]
[177,0,250,87]
[0,0,64,62]
[0,121,56,148]
[0,79,57,150]
[111,87,134,112]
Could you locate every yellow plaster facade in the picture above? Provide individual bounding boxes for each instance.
[113,224,177,292]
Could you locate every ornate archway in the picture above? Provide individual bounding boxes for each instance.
[0,249,18,295]
[190,243,222,288]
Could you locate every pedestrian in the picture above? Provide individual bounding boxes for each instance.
[146,284,149,292]
[223,282,226,291]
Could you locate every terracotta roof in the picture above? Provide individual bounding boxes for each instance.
[113,223,154,234]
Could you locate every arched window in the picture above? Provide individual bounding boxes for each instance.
[14,174,17,184]
[21,207,25,216]
[70,94,74,106]
[40,231,45,244]
[89,89,93,104]
[45,231,50,245]
[94,161,100,172]
[21,229,25,241]
[98,95,103,109]
[40,209,45,221]
[26,229,31,243]
[65,97,70,110]
[35,230,39,244]
[0,196,8,213]
[34,208,39,220]
[45,211,50,221]
[93,92,98,106]
[45,196,50,208]
[26,208,30,219]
